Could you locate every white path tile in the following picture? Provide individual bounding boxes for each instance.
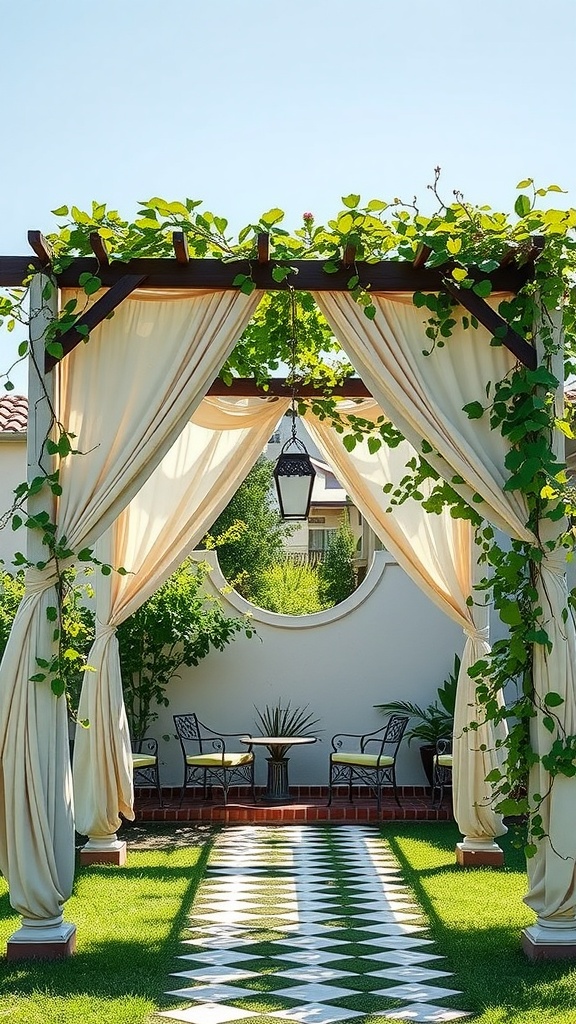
[272,1003,364,1024]
[374,983,462,1002]
[157,1005,258,1023]
[380,1004,470,1021]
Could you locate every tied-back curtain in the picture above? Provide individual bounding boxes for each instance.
[315,292,576,921]
[0,288,259,922]
[304,399,506,840]
[313,292,533,542]
[73,396,289,839]
[57,288,260,551]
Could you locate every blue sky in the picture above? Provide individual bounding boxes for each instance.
[2,0,576,391]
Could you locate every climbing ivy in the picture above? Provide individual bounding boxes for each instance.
[2,173,576,857]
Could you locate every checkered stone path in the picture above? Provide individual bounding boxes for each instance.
[157,825,470,1024]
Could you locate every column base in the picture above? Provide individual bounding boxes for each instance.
[79,836,127,866]
[522,920,576,960]
[7,919,76,961]
[456,840,504,867]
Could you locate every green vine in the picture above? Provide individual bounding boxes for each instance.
[1,175,576,861]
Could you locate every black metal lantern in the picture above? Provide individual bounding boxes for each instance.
[274,431,316,521]
[273,288,316,520]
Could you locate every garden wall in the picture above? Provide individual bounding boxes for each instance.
[154,550,463,789]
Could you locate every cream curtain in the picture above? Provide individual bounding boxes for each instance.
[0,288,259,923]
[315,292,575,922]
[305,399,506,841]
[73,396,289,840]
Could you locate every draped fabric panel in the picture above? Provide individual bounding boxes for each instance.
[315,292,576,921]
[305,399,506,840]
[0,289,259,922]
[314,293,532,541]
[73,396,289,839]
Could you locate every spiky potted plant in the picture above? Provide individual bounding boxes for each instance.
[253,700,322,801]
[374,654,460,788]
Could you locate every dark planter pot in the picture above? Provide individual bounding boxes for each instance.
[419,744,436,788]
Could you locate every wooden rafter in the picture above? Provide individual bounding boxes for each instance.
[257,233,269,264]
[89,232,109,267]
[172,231,189,265]
[45,274,148,372]
[207,377,372,398]
[27,231,52,266]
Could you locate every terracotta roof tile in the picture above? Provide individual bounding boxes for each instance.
[0,394,27,433]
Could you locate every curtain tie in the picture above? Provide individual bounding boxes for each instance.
[24,564,60,594]
[94,621,118,641]
[463,624,490,644]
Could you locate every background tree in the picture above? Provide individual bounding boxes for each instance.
[117,558,254,741]
[204,456,292,602]
[255,558,325,616]
[318,512,357,606]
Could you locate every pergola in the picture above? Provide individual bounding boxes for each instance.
[0,229,573,963]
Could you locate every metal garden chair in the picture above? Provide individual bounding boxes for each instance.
[173,713,255,806]
[328,714,408,811]
[431,737,453,808]
[131,736,163,806]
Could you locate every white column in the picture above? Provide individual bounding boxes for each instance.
[522,305,576,958]
[7,273,76,957]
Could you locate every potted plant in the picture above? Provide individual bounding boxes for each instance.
[253,700,322,801]
[374,654,460,788]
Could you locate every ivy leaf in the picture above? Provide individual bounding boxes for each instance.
[51,205,69,217]
[514,194,531,217]
[363,304,377,320]
[260,208,284,227]
[544,691,564,708]
[463,401,484,419]
[472,280,492,298]
[342,434,356,452]
[451,267,468,283]
[447,237,462,255]
[412,292,427,308]
[342,194,361,209]
[367,436,381,455]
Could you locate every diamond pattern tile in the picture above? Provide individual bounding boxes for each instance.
[161,825,469,1024]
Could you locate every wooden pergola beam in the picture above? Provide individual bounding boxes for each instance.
[442,277,537,369]
[207,377,372,398]
[45,273,148,371]
[0,254,532,294]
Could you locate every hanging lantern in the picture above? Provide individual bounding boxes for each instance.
[274,431,316,520]
[273,288,316,520]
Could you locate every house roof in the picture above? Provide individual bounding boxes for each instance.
[0,394,27,433]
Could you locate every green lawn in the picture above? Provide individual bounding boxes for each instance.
[0,822,575,1023]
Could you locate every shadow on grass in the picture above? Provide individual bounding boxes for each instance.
[0,828,215,1013]
[382,821,576,1020]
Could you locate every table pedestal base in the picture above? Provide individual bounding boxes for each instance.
[264,757,291,802]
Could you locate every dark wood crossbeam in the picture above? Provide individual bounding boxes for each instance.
[442,277,536,369]
[45,274,148,371]
[89,232,109,266]
[207,377,372,398]
[0,255,533,294]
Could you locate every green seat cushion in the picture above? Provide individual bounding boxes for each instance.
[436,754,453,767]
[132,754,157,768]
[186,752,254,768]
[331,752,394,767]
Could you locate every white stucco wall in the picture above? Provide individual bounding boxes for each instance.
[0,436,26,568]
[154,550,463,789]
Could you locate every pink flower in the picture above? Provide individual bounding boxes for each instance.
[302,212,314,222]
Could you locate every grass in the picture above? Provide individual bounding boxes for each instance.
[1,821,576,1023]
[0,825,214,1024]
[386,821,576,1023]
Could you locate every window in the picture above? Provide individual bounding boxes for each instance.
[309,529,337,553]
